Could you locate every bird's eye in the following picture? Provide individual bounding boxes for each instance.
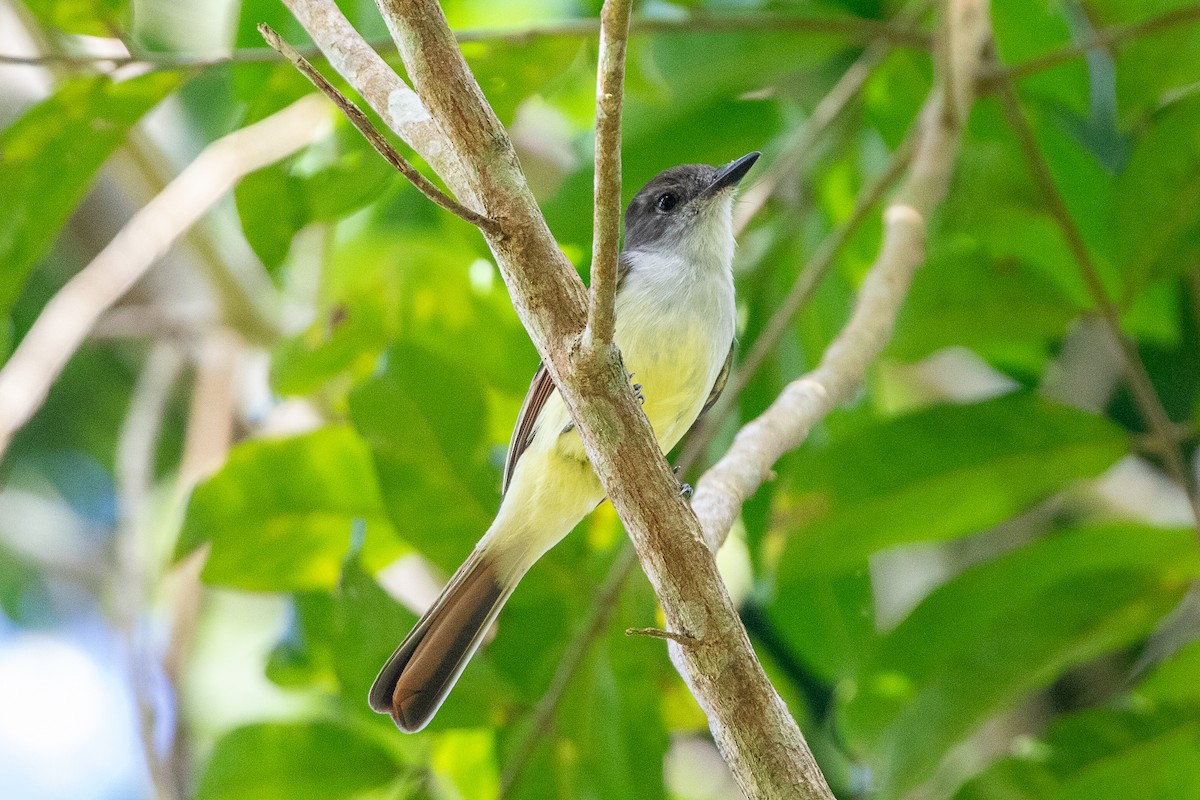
[656,192,678,212]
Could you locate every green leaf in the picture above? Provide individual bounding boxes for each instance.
[234,161,308,273]
[179,427,403,591]
[21,0,127,35]
[349,342,498,573]
[303,143,394,222]
[1116,94,1200,291]
[777,393,1128,577]
[431,729,499,798]
[944,101,1089,307]
[956,704,1200,800]
[464,37,589,126]
[889,238,1082,365]
[1136,639,1200,707]
[266,590,338,690]
[0,72,180,317]
[958,639,1200,799]
[195,720,401,800]
[235,122,395,274]
[840,523,1200,796]
[990,0,1083,112]
[272,217,530,399]
[1098,0,1200,116]
[497,545,670,800]
[765,569,876,682]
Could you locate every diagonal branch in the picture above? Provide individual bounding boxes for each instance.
[584,0,633,349]
[981,5,1200,87]
[0,96,329,461]
[684,135,915,470]
[259,23,497,232]
[691,0,992,552]
[989,61,1200,530]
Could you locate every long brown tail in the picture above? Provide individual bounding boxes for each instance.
[368,550,510,732]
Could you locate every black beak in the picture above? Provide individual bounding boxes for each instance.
[700,151,761,199]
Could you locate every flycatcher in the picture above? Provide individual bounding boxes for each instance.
[369,152,761,732]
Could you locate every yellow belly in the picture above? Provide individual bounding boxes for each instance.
[485,303,729,577]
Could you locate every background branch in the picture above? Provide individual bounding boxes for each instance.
[0,13,928,70]
[981,5,1200,86]
[990,61,1200,529]
[0,96,328,460]
[115,341,186,800]
[691,0,992,552]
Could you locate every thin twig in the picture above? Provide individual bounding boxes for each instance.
[7,5,1198,92]
[981,5,1200,87]
[0,14,929,70]
[498,547,638,800]
[281,0,470,200]
[258,24,497,232]
[0,96,328,461]
[626,626,697,646]
[991,62,1200,530]
[584,0,633,349]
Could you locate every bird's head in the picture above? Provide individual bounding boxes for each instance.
[623,151,760,263]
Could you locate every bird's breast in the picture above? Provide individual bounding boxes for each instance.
[613,264,735,452]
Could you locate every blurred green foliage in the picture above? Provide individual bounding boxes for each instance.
[3,0,1200,798]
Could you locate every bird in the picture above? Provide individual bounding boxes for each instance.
[369,152,760,732]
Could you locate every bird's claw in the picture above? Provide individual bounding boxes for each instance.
[627,372,645,405]
[678,482,693,499]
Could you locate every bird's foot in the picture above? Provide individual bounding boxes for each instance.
[628,371,644,405]
[672,466,692,498]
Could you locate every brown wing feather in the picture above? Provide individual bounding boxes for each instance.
[502,364,556,495]
[703,344,735,417]
[502,255,635,495]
